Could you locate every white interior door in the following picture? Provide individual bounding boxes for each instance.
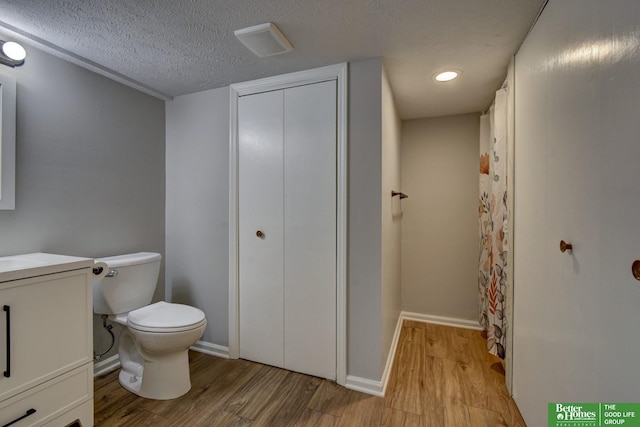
[238,80,337,379]
[513,2,640,425]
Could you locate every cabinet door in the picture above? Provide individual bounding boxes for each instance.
[0,270,92,401]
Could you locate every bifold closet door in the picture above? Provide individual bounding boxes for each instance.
[238,80,337,379]
[238,89,285,369]
[283,81,336,380]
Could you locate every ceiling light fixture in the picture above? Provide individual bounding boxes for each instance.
[0,40,26,67]
[234,22,293,57]
[434,69,462,82]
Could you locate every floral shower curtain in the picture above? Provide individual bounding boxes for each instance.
[479,88,508,359]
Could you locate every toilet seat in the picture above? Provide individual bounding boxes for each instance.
[128,301,206,333]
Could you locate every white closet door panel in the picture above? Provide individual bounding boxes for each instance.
[513,3,640,424]
[238,90,284,368]
[283,81,337,379]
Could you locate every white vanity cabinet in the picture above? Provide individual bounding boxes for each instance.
[0,253,94,427]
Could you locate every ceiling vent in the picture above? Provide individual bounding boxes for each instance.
[234,22,293,57]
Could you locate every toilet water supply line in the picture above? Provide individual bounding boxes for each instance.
[92,263,116,360]
[94,315,115,360]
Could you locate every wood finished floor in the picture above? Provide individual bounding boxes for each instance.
[94,321,526,426]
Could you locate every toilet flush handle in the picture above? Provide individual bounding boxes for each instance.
[106,269,118,278]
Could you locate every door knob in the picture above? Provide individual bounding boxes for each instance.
[632,260,640,281]
[256,230,264,238]
[560,240,573,253]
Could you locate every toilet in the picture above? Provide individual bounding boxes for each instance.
[93,252,206,400]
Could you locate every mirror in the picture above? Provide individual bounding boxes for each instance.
[0,72,16,210]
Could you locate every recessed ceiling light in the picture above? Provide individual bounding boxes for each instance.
[434,69,462,82]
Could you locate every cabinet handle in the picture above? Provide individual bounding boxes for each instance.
[2,408,36,427]
[3,305,9,378]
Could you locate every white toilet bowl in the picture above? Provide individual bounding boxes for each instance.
[112,301,206,400]
[93,252,207,400]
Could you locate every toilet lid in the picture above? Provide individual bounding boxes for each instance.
[128,301,206,332]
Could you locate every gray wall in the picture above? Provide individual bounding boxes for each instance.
[0,33,166,359]
[401,114,479,321]
[165,58,394,383]
[165,87,230,345]
[380,64,402,375]
[347,58,383,380]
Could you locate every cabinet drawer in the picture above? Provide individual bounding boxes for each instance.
[0,364,92,427]
[44,399,93,427]
[0,270,92,401]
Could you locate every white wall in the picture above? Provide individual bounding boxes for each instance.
[513,1,640,425]
[0,31,166,360]
[380,64,402,375]
[165,87,230,345]
[401,114,480,321]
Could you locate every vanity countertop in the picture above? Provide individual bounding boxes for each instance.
[0,252,94,283]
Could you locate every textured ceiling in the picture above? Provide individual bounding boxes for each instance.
[0,0,545,119]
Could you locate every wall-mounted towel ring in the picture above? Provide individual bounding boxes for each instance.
[391,191,408,199]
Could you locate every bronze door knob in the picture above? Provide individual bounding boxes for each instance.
[560,240,573,253]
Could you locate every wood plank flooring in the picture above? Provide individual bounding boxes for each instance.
[94,321,526,426]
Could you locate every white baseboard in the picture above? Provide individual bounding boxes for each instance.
[380,313,404,395]
[345,311,404,397]
[401,311,482,330]
[345,311,481,396]
[190,340,229,359]
[93,354,121,377]
[345,375,384,397]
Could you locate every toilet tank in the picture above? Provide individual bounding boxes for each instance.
[93,252,162,315]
